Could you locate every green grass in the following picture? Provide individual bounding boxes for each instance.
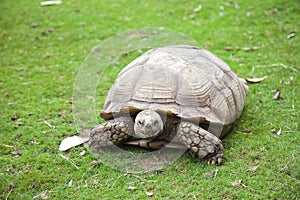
[1,0,299,199]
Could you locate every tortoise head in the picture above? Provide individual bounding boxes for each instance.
[134,110,163,138]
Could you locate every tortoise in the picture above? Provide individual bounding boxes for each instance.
[88,45,248,165]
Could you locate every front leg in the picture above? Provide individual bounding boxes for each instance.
[177,122,224,165]
[88,117,134,152]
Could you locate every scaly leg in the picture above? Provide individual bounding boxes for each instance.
[177,121,224,165]
[88,117,134,151]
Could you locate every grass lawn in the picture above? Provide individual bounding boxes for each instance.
[1,0,299,199]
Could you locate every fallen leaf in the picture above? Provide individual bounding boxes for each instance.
[59,110,68,118]
[59,136,90,151]
[79,22,86,27]
[270,187,279,191]
[40,190,49,199]
[203,169,218,178]
[276,128,282,136]
[33,190,49,200]
[68,180,73,187]
[121,51,130,56]
[272,89,282,100]
[246,76,267,83]
[79,150,86,156]
[91,46,101,53]
[231,179,243,187]
[242,46,259,51]
[83,180,88,188]
[16,122,24,126]
[248,165,259,174]
[41,0,62,6]
[11,150,23,157]
[224,46,234,51]
[189,14,196,19]
[287,31,296,39]
[246,12,252,17]
[193,4,202,12]
[127,186,136,190]
[30,24,39,28]
[67,99,73,104]
[93,177,99,185]
[146,191,153,197]
[47,28,54,33]
[7,166,17,173]
[10,115,20,121]
[242,128,253,135]
[44,121,55,129]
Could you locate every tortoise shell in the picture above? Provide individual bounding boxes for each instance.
[101,45,248,136]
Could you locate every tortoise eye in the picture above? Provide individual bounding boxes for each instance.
[153,120,158,126]
[138,120,143,125]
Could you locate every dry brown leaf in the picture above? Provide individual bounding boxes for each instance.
[127,186,136,190]
[10,115,20,121]
[41,1,62,6]
[242,46,259,51]
[203,169,218,178]
[248,165,259,173]
[93,177,99,185]
[7,166,17,173]
[59,136,90,151]
[67,99,73,104]
[272,90,282,100]
[246,12,252,17]
[287,31,296,39]
[30,24,39,28]
[90,160,99,165]
[146,191,153,197]
[79,150,86,156]
[231,179,243,187]
[44,121,55,129]
[189,14,196,19]
[276,128,282,136]
[83,180,88,188]
[68,180,73,187]
[33,190,49,200]
[246,76,267,83]
[11,150,23,157]
[193,4,202,12]
[242,128,253,135]
[59,110,68,118]
[224,46,234,51]
[40,190,49,199]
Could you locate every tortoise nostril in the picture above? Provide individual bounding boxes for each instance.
[145,123,152,128]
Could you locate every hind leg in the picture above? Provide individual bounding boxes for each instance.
[88,117,134,151]
[177,122,224,165]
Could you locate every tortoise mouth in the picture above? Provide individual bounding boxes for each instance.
[134,110,164,139]
[135,129,162,139]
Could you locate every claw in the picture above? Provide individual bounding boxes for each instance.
[211,159,216,165]
[217,157,222,165]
